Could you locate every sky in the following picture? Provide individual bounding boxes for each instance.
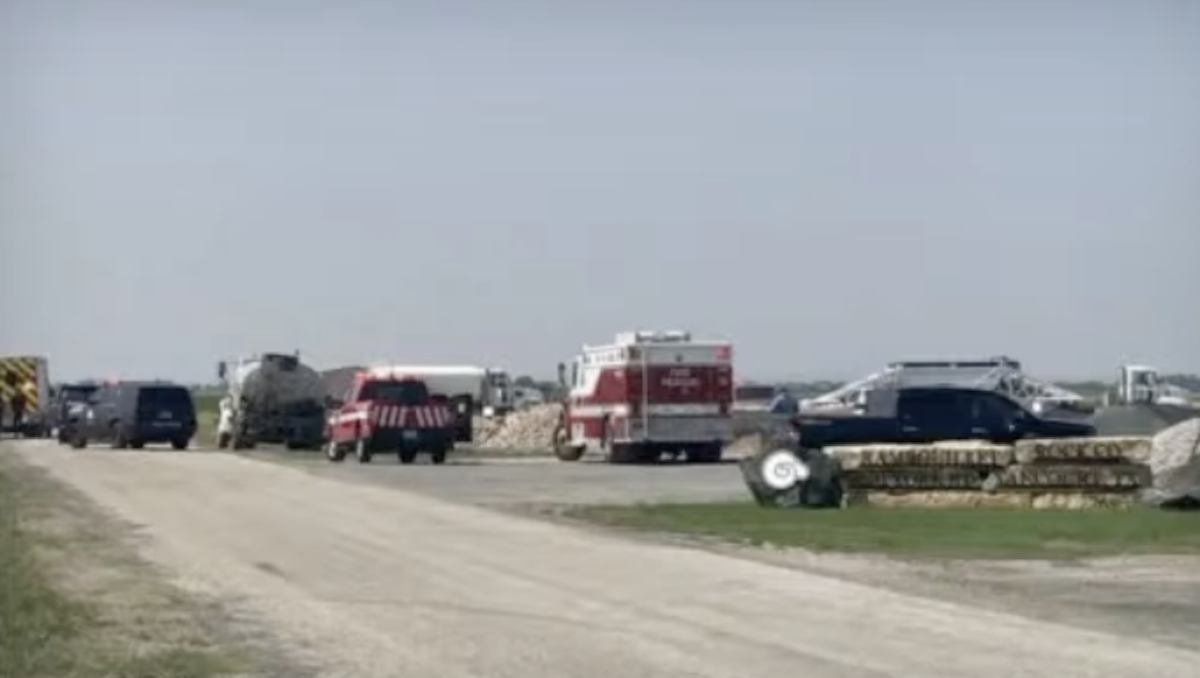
[2,0,1197,383]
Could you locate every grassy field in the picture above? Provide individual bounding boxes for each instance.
[193,393,220,447]
[0,453,250,677]
[567,501,1200,560]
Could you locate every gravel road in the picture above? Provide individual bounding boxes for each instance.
[245,448,749,506]
[9,440,1200,678]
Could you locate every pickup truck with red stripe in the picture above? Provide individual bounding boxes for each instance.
[324,372,456,464]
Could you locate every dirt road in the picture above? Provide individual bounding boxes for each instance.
[10,440,1200,678]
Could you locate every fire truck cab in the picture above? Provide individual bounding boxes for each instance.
[325,371,456,465]
[553,330,734,464]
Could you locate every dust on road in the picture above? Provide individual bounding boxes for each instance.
[10,440,1200,678]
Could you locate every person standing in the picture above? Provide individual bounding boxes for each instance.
[768,388,798,415]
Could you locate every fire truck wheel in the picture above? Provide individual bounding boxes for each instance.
[354,438,373,464]
[552,424,584,462]
[325,440,346,463]
[398,449,417,464]
[430,448,447,465]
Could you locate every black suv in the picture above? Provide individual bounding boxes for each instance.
[66,381,197,450]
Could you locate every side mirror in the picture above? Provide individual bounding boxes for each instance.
[556,362,567,387]
[216,361,227,380]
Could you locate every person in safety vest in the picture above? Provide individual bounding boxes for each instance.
[217,395,235,439]
[10,389,26,432]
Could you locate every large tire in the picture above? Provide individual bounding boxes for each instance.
[430,447,447,465]
[398,449,417,464]
[354,438,373,464]
[129,440,145,450]
[552,422,584,462]
[170,438,188,451]
[70,433,88,450]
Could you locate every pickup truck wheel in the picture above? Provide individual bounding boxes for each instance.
[354,438,373,464]
[129,440,145,450]
[398,449,417,465]
[430,447,447,465]
[325,440,346,463]
[70,434,88,450]
[170,438,188,451]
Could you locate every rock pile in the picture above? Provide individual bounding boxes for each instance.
[470,405,768,456]
[473,404,562,451]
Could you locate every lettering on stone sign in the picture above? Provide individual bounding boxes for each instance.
[995,464,1150,490]
[1019,440,1129,464]
[842,467,986,491]
[857,447,1011,469]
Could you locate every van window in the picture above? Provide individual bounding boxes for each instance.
[136,387,194,412]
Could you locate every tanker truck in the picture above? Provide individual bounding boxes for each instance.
[215,351,327,450]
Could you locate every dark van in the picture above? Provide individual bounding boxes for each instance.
[66,381,197,450]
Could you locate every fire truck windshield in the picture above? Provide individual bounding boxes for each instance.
[358,379,430,405]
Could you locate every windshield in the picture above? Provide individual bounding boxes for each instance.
[358,380,429,405]
[136,387,194,412]
[60,386,98,403]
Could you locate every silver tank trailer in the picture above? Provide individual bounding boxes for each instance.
[218,352,327,450]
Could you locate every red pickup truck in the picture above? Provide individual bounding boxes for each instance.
[325,372,456,465]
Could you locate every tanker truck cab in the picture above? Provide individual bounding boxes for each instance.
[325,372,456,465]
[553,330,735,464]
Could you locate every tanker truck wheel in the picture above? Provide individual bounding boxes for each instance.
[354,438,373,464]
[552,423,584,462]
[324,440,346,463]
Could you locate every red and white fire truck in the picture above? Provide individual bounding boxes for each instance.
[324,370,456,465]
[552,330,735,464]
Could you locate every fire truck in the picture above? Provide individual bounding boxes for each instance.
[324,370,456,465]
[552,330,735,464]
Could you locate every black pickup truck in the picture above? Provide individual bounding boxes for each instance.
[792,386,1096,449]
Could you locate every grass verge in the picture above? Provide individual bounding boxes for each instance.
[0,451,250,678]
[566,501,1200,560]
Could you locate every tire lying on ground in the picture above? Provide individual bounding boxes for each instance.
[739,447,844,509]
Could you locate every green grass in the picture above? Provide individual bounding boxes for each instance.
[0,460,241,678]
[193,393,219,447]
[567,501,1200,560]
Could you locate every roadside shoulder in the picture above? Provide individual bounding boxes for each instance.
[0,444,291,678]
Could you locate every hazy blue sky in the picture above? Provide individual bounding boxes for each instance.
[3,1,1197,382]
